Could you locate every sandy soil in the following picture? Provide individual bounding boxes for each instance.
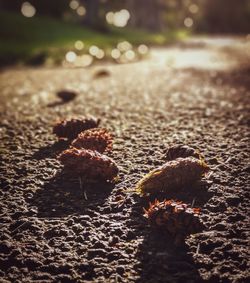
[0,36,250,283]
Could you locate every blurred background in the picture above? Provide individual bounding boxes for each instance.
[0,0,249,67]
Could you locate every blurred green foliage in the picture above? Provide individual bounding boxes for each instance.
[0,11,187,66]
[1,0,248,66]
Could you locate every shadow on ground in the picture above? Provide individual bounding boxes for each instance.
[136,232,204,283]
[28,170,115,218]
[211,65,250,89]
[184,65,250,90]
[32,140,70,160]
[47,90,77,107]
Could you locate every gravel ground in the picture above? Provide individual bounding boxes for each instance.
[0,36,250,283]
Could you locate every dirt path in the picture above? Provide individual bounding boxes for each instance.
[0,36,249,283]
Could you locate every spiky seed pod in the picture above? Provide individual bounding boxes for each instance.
[165,145,202,161]
[136,157,209,196]
[71,128,113,153]
[144,199,204,245]
[58,148,118,181]
[53,117,100,140]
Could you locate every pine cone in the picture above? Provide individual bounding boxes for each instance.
[58,148,118,181]
[53,117,100,140]
[165,145,202,161]
[71,128,113,153]
[136,157,209,196]
[144,199,204,245]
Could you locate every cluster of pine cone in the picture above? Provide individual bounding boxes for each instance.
[53,116,118,182]
[52,117,209,245]
[138,144,209,246]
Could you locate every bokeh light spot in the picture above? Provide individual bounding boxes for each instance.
[96,49,105,59]
[89,45,99,56]
[184,17,193,28]
[77,54,93,67]
[189,4,199,14]
[117,41,132,52]
[106,12,114,25]
[106,9,130,27]
[21,2,36,18]
[65,51,77,62]
[69,0,79,10]
[125,50,135,61]
[138,44,149,55]
[111,49,121,59]
[75,40,84,50]
[77,6,86,16]
[113,9,130,27]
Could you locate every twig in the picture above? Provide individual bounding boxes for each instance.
[191,198,196,208]
[12,222,29,234]
[195,243,200,255]
[206,171,214,179]
[79,176,88,200]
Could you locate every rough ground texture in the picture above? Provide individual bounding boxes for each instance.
[0,36,250,283]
